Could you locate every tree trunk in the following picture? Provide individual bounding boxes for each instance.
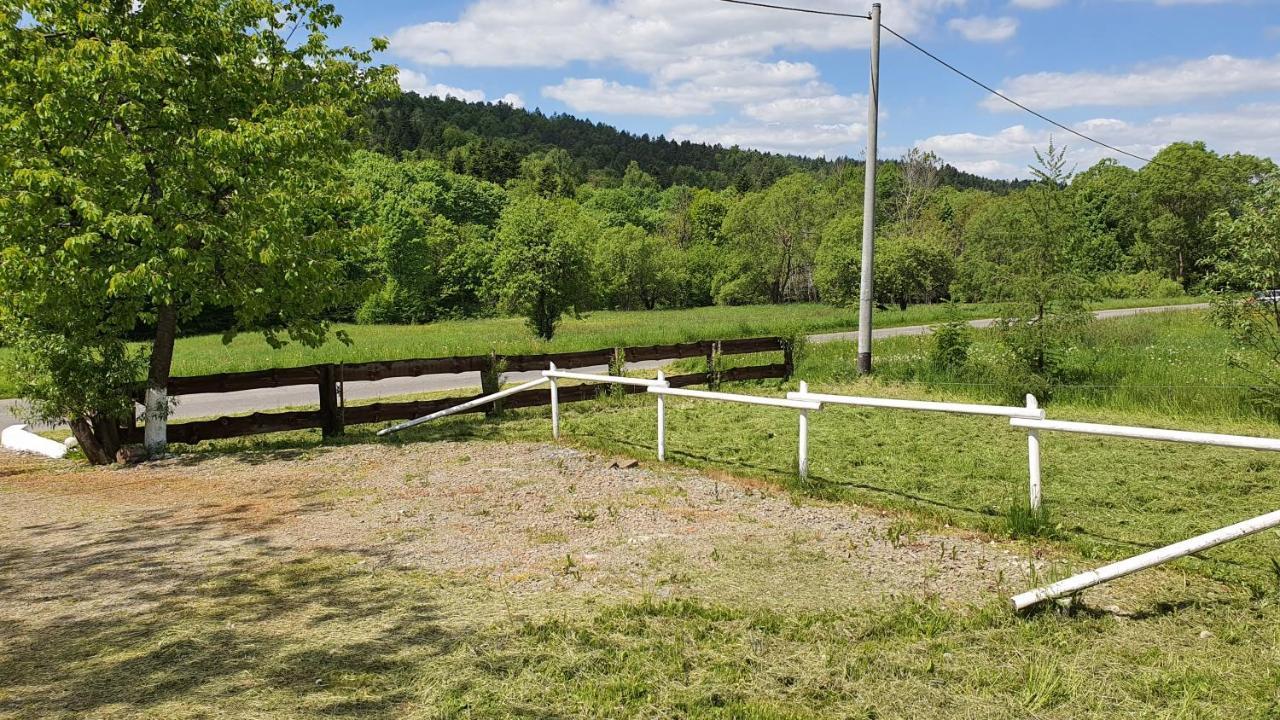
[144,304,177,457]
[70,417,113,466]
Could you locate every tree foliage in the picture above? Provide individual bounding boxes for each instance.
[0,0,394,461]
[492,196,595,340]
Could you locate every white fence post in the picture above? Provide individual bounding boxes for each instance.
[144,386,168,456]
[549,361,560,440]
[656,370,666,462]
[1026,394,1041,511]
[798,381,809,478]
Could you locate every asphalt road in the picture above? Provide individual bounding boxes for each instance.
[1,303,1207,430]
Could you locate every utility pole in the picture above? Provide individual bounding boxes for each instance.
[857,2,881,375]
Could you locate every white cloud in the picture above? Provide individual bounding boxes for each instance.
[397,68,487,103]
[390,0,961,160]
[543,78,716,116]
[915,103,1280,178]
[983,54,1280,111]
[743,94,868,124]
[947,15,1019,42]
[390,0,963,71]
[1009,0,1062,8]
[670,121,866,158]
[498,93,526,108]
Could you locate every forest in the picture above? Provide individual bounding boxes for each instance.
[345,94,1277,341]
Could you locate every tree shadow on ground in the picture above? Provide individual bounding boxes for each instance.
[0,500,456,719]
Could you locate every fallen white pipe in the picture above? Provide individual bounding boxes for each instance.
[649,386,821,411]
[542,369,668,388]
[1011,508,1280,611]
[377,377,550,436]
[787,391,1045,419]
[1,424,68,459]
[1010,417,1280,452]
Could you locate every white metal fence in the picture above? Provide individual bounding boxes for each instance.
[380,364,1280,612]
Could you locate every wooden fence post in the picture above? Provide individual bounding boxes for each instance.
[481,352,503,417]
[706,341,722,391]
[319,364,344,437]
[782,339,795,380]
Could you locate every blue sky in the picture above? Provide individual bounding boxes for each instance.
[325,0,1280,179]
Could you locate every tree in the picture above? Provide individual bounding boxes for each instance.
[0,1,395,462]
[719,174,832,304]
[875,233,955,311]
[593,225,682,310]
[492,196,594,339]
[959,142,1092,386]
[1210,178,1280,411]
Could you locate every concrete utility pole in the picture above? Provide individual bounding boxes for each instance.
[857,2,881,375]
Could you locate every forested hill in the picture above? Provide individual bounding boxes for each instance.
[366,92,1029,193]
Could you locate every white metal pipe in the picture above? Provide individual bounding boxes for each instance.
[1011,508,1280,611]
[648,386,821,411]
[1010,417,1280,452]
[798,381,809,478]
[1026,394,1042,511]
[787,391,1045,419]
[656,370,666,462]
[549,362,560,440]
[542,369,667,388]
[1,424,68,459]
[376,377,550,436]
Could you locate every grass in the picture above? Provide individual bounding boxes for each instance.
[11,301,1280,717]
[0,296,1199,398]
[3,550,1278,718]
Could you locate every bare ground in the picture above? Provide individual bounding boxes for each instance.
[0,440,1048,623]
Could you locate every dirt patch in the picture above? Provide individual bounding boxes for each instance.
[0,440,1045,620]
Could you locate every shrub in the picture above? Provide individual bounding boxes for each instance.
[1095,271,1185,299]
[929,307,972,371]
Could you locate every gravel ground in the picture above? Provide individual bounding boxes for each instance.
[0,440,1053,623]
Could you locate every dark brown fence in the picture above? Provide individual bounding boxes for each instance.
[122,337,793,446]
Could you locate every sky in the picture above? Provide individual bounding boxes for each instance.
[323,0,1280,180]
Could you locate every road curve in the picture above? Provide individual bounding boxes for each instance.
[1,303,1207,430]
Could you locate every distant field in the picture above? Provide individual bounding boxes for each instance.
[0,297,1199,397]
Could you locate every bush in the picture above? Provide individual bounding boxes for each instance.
[1095,271,1185,299]
[929,309,972,370]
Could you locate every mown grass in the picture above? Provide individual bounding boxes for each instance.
[3,551,1276,719]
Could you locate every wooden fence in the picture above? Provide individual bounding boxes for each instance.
[121,337,794,446]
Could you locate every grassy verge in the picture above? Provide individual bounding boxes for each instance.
[0,296,1199,398]
[4,552,1276,718]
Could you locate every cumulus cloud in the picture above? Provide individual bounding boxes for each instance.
[915,104,1280,178]
[397,68,487,103]
[390,0,962,71]
[498,93,526,108]
[670,121,866,158]
[947,15,1019,42]
[983,54,1280,111]
[390,0,961,158]
[1009,0,1062,8]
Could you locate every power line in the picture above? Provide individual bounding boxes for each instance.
[716,0,869,20]
[714,0,1164,169]
[878,23,1159,168]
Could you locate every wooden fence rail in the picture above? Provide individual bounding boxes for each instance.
[122,337,794,446]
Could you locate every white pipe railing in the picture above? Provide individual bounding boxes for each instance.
[1008,415,1280,610]
[1012,509,1280,611]
[650,385,821,411]
[545,362,670,445]
[786,391,1045,419]
[649,385,820,477]
[1010,417,1280,452]
[376,376,550,436]
[789,389,1046,509]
